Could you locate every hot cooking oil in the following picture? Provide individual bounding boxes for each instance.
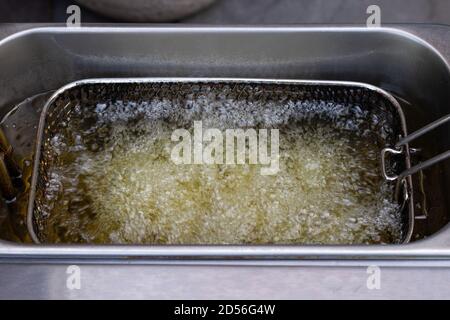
[35,87,402,244]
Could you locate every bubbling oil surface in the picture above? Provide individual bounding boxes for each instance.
[40,87,402,244]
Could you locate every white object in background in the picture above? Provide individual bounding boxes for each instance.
[75,0,216,22]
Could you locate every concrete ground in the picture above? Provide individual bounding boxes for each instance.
[0,0,449,25]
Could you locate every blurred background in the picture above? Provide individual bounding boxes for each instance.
[0,0,449,24]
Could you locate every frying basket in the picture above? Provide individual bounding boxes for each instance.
[26,78,416,244]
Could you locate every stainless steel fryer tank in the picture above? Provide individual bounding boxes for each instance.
[0,26,449,262]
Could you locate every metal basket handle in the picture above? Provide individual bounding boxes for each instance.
[382,114,450,181]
